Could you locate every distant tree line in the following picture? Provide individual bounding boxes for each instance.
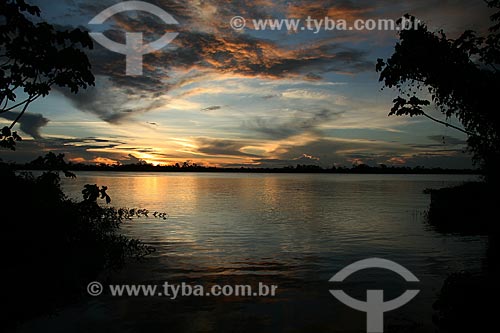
[7,156,479,175]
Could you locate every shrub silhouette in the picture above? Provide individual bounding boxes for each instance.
[1,156,161,327]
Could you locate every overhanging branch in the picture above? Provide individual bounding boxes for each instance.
[9,95,32,130]
[421,111,477,136]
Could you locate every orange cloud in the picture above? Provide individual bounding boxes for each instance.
[387,157,407,165]
[91,157,119,165]
[69,157,86,164]
[287,2,373,20]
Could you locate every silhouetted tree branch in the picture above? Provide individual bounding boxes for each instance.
[377,2,500,181]
[0,0,95,150]
[421,111,476,137]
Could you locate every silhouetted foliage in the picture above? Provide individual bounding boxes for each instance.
[425,182,498,235]
[377,1,500,182]
[82,184,111,204]
[433,271,499,333]
[1,154,167,327]
[0,0,94,149]
[28,151,76,178]
[425,183,499,332]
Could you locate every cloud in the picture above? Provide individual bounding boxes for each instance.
[171,32,372,77]
[250,153,322,168]
[201,106,222,112]
[195,138,260,157]
[17,0,489,170]
[285,0,375,20]
[58,75,169,124]
[387,157,407,165]
[428,135,467,146]
[281,89,335,100]
[240,135,473,168]
[46,0,373,123]
[0,112,50,139]
[0,136,137,164]
[243,109,344,140]
[122,154,144,164]
[408,135,468,150]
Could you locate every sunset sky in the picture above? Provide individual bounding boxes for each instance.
[0,0,494,167]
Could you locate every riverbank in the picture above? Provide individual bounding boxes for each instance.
[426,181,499,332]
[426,182,498,235]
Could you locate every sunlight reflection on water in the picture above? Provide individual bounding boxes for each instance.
[26,173,485,332]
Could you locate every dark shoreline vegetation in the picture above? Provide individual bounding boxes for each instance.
[1,154,166,328]
[425,182,498,235]
[426,182,499,332]
[7,158,481,175]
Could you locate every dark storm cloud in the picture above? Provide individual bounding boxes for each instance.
[0,112,49,139]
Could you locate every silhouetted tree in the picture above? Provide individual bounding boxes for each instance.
[377,1,500,181]
[1,153,169,326]
[0,0,94,149]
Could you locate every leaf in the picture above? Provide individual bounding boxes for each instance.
[376,58,385,72]
[1,126,11,137]
[12,131,23,141]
